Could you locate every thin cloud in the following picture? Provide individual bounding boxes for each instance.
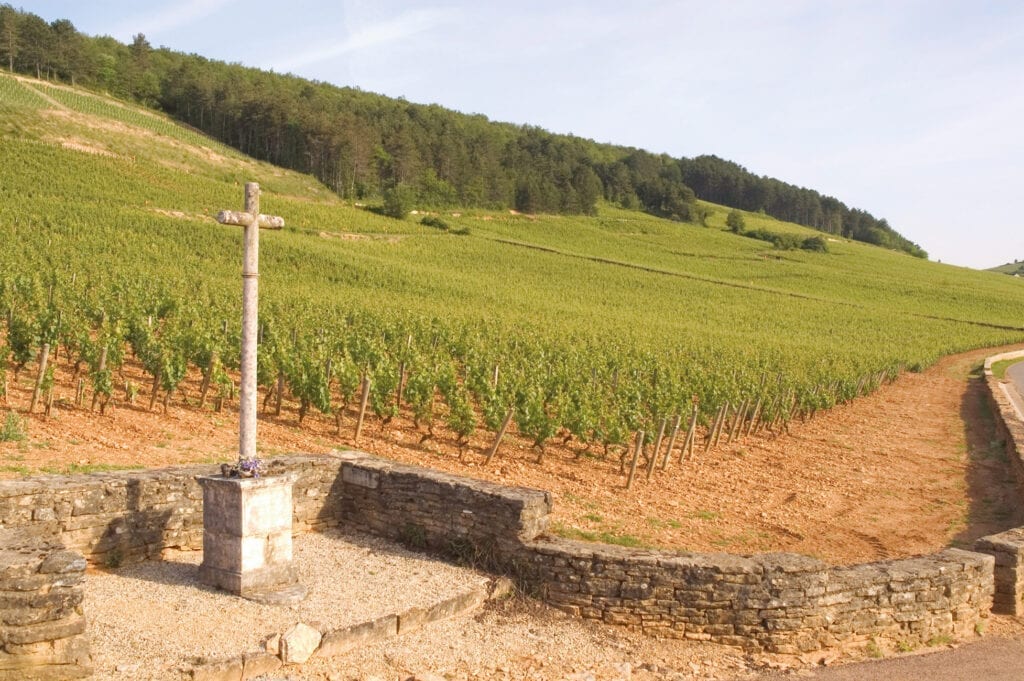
[109,0,237,41]
[269,8,458,73]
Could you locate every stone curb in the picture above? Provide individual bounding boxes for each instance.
[189,577,495,680]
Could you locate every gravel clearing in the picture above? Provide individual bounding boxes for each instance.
[86,529,488,680]
[248,597,763,681]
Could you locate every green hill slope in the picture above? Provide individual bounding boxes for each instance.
[990,261,1024,277]
[0,6,922,257]
[2,71,1022,448]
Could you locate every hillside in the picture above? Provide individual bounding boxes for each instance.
[0,5,924,257]
[2,68,1023,440]
[990,261,1024,277]
[4,72,1024,564]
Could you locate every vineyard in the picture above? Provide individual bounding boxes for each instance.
[3,70,1024,487]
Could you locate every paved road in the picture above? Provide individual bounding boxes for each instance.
[743,637,1024,681]
[1006,361,1024,419]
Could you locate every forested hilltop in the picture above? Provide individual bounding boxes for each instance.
[0,5,925,257]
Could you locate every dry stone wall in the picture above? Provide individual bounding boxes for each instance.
[331,451,551,554]
[982,350,1024,486]
[0,458,346,566]
[327,452,993,652]
[973,351,1024,615]
[0,444,1005,663]
[0,530,91,680]
[521,539,990,653]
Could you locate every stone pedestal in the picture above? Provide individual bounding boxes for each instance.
[197,474,306,604]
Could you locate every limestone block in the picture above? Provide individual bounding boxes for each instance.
[266,528,293,564]
[341,465,380,489]
[317,614,398,658]
[191,657,243,681]
[242,485,293,535]
[263,633,280,656]
[37,552,86,576]
[280,622,321,664]
[197,475,300,598]
[239,536,268,572]
[241,652,281,679]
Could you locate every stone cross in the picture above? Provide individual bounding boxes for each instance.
[217,183,284,462]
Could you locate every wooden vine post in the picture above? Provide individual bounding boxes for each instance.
[680,400,699,463]
[660,413,682,470]
[354,375,371,444]
[484,407,515,465]
[646,418,667,481]
[216,183,284,463]
[29,343,50,413]
[625,430,645,490]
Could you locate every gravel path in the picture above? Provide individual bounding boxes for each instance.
[86,530,488,680]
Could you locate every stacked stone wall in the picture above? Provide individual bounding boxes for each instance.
[982,350,1024,488]
[0,458,345,566]
[0,530,91,680]
[332,451,551,554]
[0,443,1005,661]
[974,350,1024,615]
[521,539,990,653]
[324,454,994,652]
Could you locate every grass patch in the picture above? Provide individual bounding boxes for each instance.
[713,530,769,548]
[551,522,647,548]
[582,513,603,523]
[694,509,720,521]
[398,522,428,550]
[0,412,27,442]
[647,517,683,529]
[0,465,30,475]
[39,463,145,475]
[990,358,1023,379]
[103,547,125,569]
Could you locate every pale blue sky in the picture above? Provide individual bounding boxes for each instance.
[22,1,1024,268]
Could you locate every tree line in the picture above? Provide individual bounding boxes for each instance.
[0,5,925,257]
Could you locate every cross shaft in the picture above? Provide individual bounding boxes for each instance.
[216,182,284,462]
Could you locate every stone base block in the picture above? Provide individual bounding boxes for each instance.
[197,562,300,596]
[196,474,304,602]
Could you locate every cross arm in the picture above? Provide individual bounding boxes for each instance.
[216,210,285,229]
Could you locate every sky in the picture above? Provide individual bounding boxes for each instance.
[22,1,1024,268]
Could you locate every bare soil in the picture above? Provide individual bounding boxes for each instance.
[2,343,1023,566]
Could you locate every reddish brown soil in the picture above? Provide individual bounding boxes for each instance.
[2,343,1023,566]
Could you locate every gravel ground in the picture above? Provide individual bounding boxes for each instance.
[84,528,773,681]
[249,597,761,681]
[86,530,488,680]
[82,528,1024,681]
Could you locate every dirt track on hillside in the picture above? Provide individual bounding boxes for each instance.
[2,343,1023,565]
